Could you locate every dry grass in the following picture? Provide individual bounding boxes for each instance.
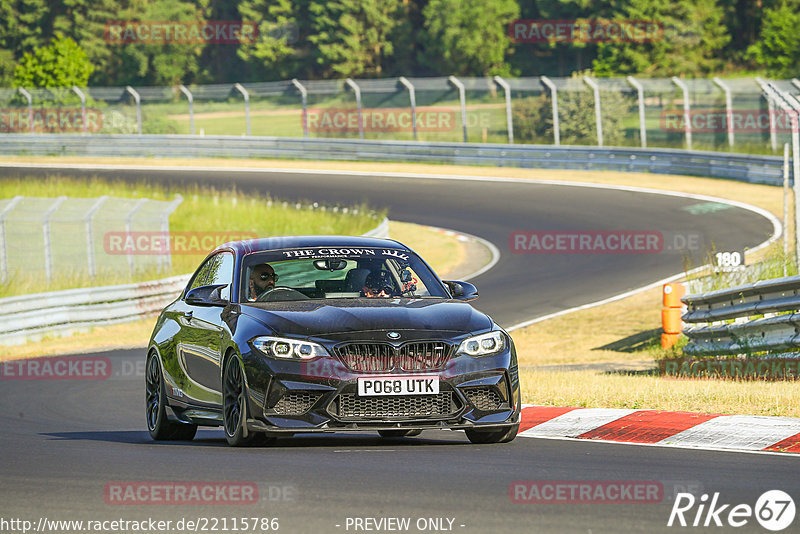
[521,368,800,417]
[388,221,464,279]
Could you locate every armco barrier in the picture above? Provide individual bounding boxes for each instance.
[0,217,389,345]
[682,275,800,356]
[0,134,789,185]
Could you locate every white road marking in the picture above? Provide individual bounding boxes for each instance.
[658,415,800,450]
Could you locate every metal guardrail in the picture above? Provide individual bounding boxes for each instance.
[0,134,790,185]
[0,217,390,345]
[682,275,800,356]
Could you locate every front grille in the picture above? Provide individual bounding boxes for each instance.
[462,386,507,411]
[335,342,451,372]
[335,392,456,419]
[269,391,322,416]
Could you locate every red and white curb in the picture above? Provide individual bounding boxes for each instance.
[519,406,800,454]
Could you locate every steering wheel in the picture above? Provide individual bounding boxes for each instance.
[255,286,308,302]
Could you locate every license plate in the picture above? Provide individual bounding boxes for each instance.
[357,375,439,396]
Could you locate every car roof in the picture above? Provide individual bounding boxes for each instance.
[214,235,410,255]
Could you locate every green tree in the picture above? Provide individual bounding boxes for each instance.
[592,0,730,76]
[421,0,519,76]
[746,1,800,78]
[236,0,302,80]
[308,0,402,78]
[13,33,94,87]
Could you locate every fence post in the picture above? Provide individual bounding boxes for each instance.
[671,77,692,150]
[124,86,142,135]
[626,76,647,148]
[125,198,148,274]
[291,79,308,138]
[178,85,194,135]
[72,87,87,134]
[398,77,417,141]
[493,76,514,144]
[712,77,734,148]
[18,88,33,134]
[43,196,67,283]
[160,194,184,273]
[345,78,364,139]
[540,76,560,146]
[583,76,603,147]
[85,195,108,278]
[755,78,778,152]
[448,76,468,143]
[233,83,250,136]
[0,196,23,283]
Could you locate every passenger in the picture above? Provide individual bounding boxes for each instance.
[248,263,278,301]
[362,271,394,298]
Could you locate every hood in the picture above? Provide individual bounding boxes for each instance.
[240,298,492,339]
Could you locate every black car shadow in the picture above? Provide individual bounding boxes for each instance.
[41,430,470,448]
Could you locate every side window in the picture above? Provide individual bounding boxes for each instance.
[206,252,234,301]
[186,256,215,293]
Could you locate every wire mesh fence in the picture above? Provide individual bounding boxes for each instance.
[0,195,182,286]
[1,76,799,153]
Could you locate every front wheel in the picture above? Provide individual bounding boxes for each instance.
[465,423,519,444]
[145,352,197,441]
[223,356,271,447]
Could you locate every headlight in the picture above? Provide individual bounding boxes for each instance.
[252,336,329,360]
[456,331,506,357]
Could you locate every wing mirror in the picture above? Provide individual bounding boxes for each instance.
[443,280,478,302]
[185,284,229,306]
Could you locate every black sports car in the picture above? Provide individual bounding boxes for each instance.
[146,236,521,446]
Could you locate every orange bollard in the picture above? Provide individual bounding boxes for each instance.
[661,283,686,349]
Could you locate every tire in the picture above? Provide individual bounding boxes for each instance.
[378,429,422,438]
[223,356,260,447]
[145,352,197,441]
[464,423,519,444]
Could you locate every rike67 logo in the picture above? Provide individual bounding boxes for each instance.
[668,490,795,531]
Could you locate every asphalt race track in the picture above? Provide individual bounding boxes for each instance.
[0,165,796,533]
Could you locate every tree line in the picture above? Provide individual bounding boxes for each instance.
[1,0,797,88]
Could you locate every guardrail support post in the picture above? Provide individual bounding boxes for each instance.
[398,77,418,141]
[712,77,734,148]
[626,76,646,148]
[291,79,308,138]
[345,78,364,139]
[662,283,686,349]
[784,143,790,274]
[583,76,603,146]
[160,194,183,273]
[540,76,560,146]
[178,85,194,135]
[124,86,142,135]
[72,87,87,135]
[448,76,468,143]
[18,88,33,133]
[85,196,108,278]
[493,76,514,144]
[0,196,23,283]
[43,196,67,283]
[671,77,692,150]
[233,83,251,136]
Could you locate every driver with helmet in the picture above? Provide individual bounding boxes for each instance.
[362,270,395,298]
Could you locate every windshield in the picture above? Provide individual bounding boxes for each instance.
[240,247,448,302]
